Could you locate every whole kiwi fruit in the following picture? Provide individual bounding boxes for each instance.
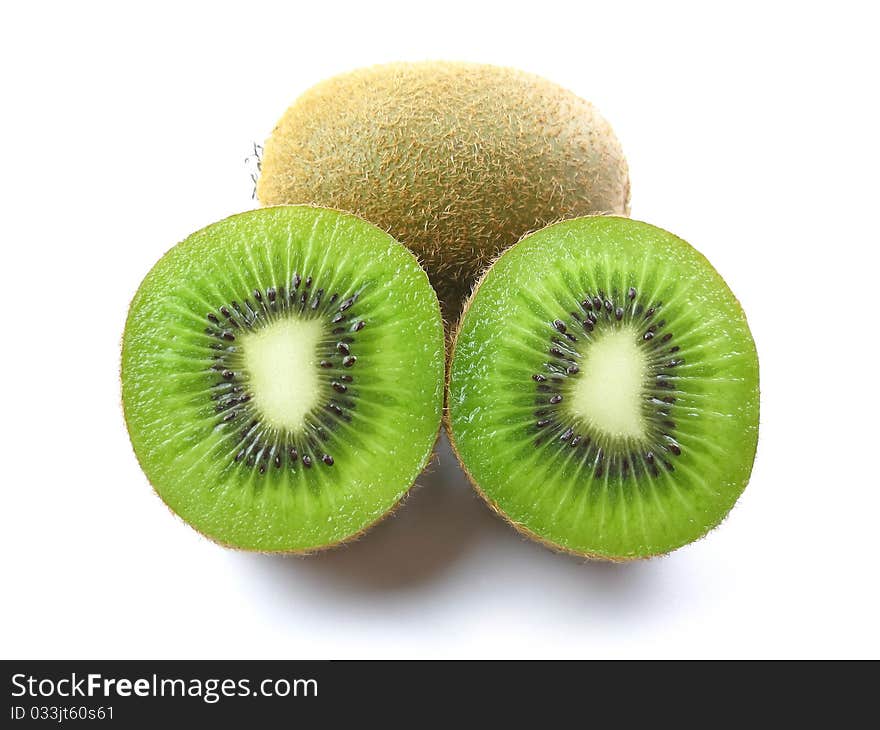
[257,61,630,317]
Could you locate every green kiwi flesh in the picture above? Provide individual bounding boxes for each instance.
[257,61,630,317]
[447,217,759,559]
[122,206,445,552]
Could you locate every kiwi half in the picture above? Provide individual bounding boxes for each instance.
[122,206,445,552]
[447,217,759,560]
[256,61,630,317]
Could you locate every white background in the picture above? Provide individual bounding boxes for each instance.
[2,1,878,659]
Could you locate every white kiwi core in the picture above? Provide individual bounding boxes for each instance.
[568,328,647,440]
[241,317,324,432]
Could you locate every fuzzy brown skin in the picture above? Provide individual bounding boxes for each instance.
[258,61,630,319]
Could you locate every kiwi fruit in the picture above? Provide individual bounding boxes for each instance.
[256,61,630,317]
[447,216,759,560]
[121,206,445,552]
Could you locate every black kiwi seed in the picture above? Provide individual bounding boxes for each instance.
[339,296,356,312]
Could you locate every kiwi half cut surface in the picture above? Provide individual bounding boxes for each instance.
[122,206,445,552]
[448,217,759,560]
